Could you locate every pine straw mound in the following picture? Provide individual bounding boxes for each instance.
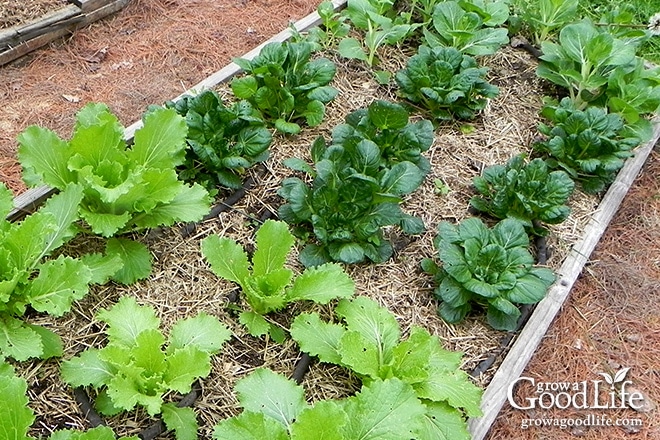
[0,0,68,29]
[20,45,601,438]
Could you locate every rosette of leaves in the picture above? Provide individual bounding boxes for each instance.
[165,90,272,191]
[534,98,642,193]
[422,218,556,331]
[231,40,338,134]
[17,103,212,284]
[470,154,575,236]
[513,0,578,45]
[395,45,499,121]
[0,183,122,361]
[214,368,460,440]
[61,296,231,440]
[536,19,637,108]
[279,136,425,266]
[331,99,434,173]
[422,0,509,56]
[288,296,482,439]
[201,220,355,340]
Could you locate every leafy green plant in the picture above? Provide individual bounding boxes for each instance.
[213,368,461,440]
[423,0,509,56]
[289,296,482,438]
[534,98,642,193]
[61,296,230,440]
[331,99,434,173]
[165,90,272,191]
[422,218,556,331]
[470,154,575,236]
[279,135,425,266]
[0,183,122,361]
[231,41,338,134]
[306,0,351,48]
[17,103,211,283]
[0,359,35,438]
[201,220,354,340]
[338,0,414,82]
[513,0,578,45]
[396,45,500,121]
[605,57,660,125]
[536,19,638,108]
[50,426,138,440]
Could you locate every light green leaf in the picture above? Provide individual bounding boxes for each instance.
[97,296,160,346]
[231,76,259,99]
[380,161,424,195]
[341,378,426,440]
[128,107,188,169]
[28,256,92,316]
[415,401,471,440]
[414,368,483,417]
[338,38,368,61]
[168,312,231,354]
[79,209,131,238]
[274,119,301,134]
[290,312,345,364]
[37,184,84,258]
[164,346,212,394]
[337,331,381,378]
[286,263,354,303]
[162,403,198,440]
[291,400,347,440]
[27,324,63,359]
[238,311,271,338]
[235,368,308,430]
[133,183,210,229]
[80,253,124,285]
[201,235,251,285]
[336,297,400,364]
[17,125,74,188]
[0,361,35,440]
[69,104,124,168]
[105,238,152,285]
[213,411,289,440]
[61,350,114,388]
[0,316,43,361]
[252,220,295,276]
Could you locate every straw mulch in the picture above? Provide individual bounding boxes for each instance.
[0,0,68,28]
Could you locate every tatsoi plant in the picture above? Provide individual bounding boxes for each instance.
[512,0,578,45]
[423,0,509,56]
[536,19,637,108]
[395,46,500,121]
[534,98,642,193]
[470,155,575,236]
[290,296,482,438]
[18,103,211,283]
[422,218,556,331]
[279,136,425,266]
[0,183,122,361]
[165,90,272,191]
[331,99,435,173]
[605,57,660,126]
[214,368,454,440]
[338,0,414,83]
[231,41,338,134]
[306,0,350,48]
[61,296,231,440]
[201,220,354,340]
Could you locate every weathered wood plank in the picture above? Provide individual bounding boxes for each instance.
[467,116,660,440]
[0,27,71,66]
[0,5,81,50]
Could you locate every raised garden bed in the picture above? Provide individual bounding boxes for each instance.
[0,0,130,66]
[5,0,660,438]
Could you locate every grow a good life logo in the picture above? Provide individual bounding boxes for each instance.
[508,367,645,411]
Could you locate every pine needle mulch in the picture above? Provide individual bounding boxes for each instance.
[16,42,604,439]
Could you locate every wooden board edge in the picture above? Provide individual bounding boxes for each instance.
[467,116,660,440]
[8,0,345,219]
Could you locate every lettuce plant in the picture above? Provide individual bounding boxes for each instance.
[61,296,231,439]
[423,0,509,56]
[534,98,642,193]
[396,45,499,121]
[165,90,272,191]
[17,103,211,283]
[201,220,354,340]
[0,183,122,361]
[331,99,434,173]
[279,136,425,266]
[231,41,338,134]
[422,218,555,331]
[289,296,482,438]
[470,154,575,236]
[214,368,458,440]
